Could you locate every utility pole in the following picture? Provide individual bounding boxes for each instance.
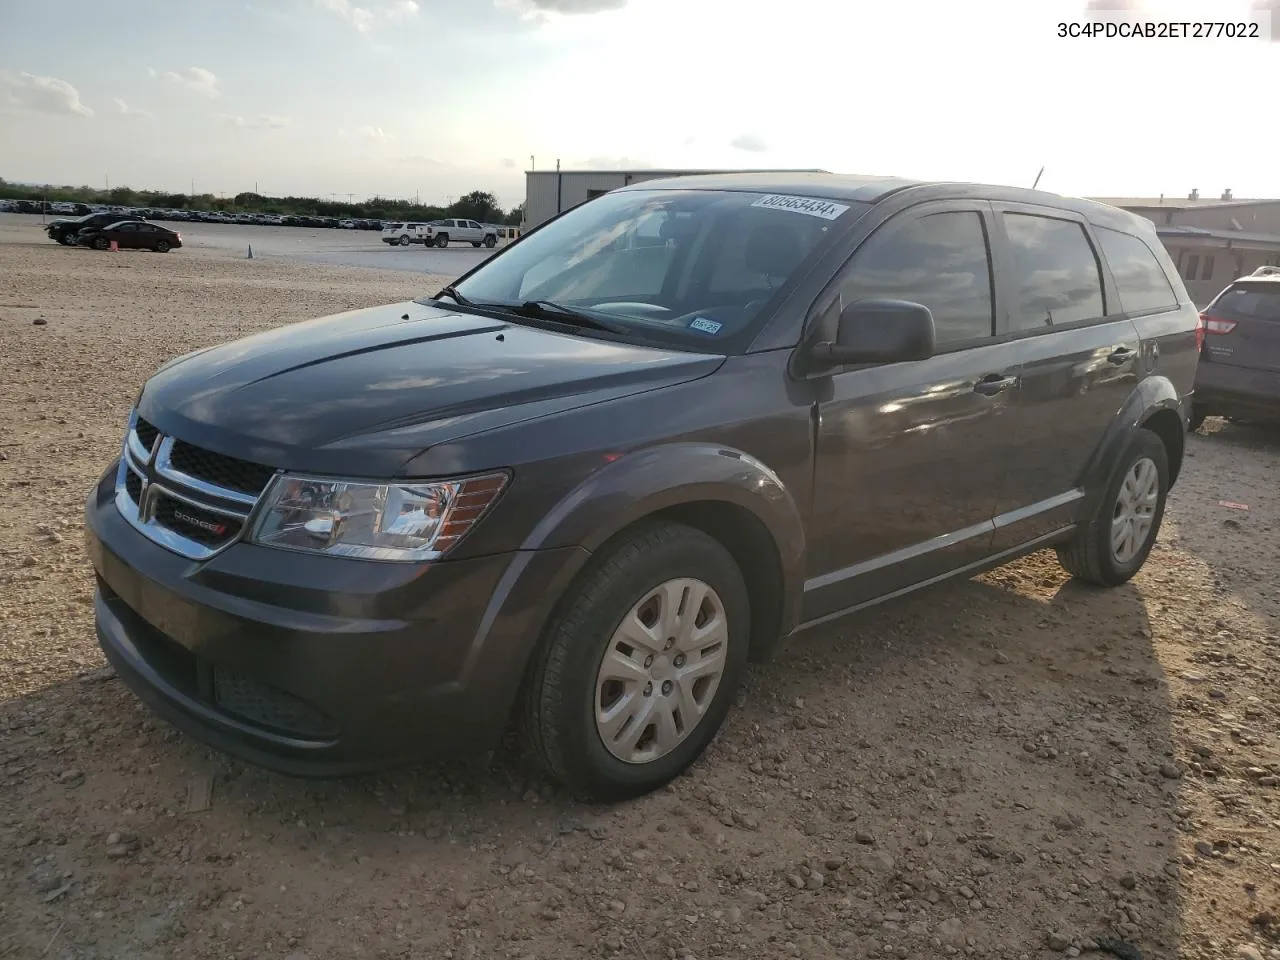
[530,155,535,171]
[191,177,195,197]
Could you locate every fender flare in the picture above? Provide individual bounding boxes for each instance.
[1081,375,1185,506]
[519,442,808,645]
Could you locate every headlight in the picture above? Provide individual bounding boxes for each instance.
[250,472,508,561]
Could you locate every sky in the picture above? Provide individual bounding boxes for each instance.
[1,0,1277,210]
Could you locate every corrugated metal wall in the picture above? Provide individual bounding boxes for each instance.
[524,172,630,229]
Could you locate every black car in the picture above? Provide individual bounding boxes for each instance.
[1190,267,1280,428]
[79,220,182,252]
[84,173,1200,801]
[47,211,147,245]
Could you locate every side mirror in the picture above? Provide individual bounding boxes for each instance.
[812,298,936,365]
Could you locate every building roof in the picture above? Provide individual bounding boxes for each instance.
[1155,224,1280,249]
[526,168,829,176]
[1091,196,1280,210]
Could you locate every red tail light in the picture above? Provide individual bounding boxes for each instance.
[1196,313,1206,351]
[1203,314,1237,335]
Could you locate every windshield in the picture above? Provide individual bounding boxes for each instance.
[443,188,864,347]
[1214,282,1280,322]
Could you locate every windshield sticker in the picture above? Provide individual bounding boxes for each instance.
[688,317,723,335]
[751,194,850,221]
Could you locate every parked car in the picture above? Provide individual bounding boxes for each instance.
[85,173,1199,801]
[47,211,149,245]
[381,221,427,246]
[423,218,498,248]
[1190,266,1280,428]
[79,220,182,252]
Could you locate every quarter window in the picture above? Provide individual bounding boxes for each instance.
[1002,214,1105,330]
[1095,226,1179,314]
[840,211,995,344]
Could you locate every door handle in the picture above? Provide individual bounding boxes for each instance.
[1107,346,1136,365]
[974,374,1017,396]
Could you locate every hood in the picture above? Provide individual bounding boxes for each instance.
[138,301,725,477]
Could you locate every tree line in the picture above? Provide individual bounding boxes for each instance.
[0,178,525,225]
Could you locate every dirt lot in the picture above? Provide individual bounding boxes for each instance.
[1,221,1279,960]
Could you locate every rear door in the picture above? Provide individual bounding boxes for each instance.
[985,203,1143,551]
[1202,280,1280,373]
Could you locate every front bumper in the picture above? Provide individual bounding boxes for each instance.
[1194,362,1280,420]
[85,467,588,776]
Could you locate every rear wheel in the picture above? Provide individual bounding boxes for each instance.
[521,522,749,801]
[471,241,481,247]
[1056,429,1169,587]
[1189,405,1208,432]
[92,236,110,251]
[435,234,449,248]
[484,234,497,248]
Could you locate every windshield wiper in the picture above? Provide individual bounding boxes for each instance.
[515,300,623,333]
[437,284,473,306]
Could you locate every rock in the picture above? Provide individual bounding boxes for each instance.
[957,885,975,900]
[936,918,966,947]
[33,317,47,326]
[1046,932,1071,951]
[453,891,472,910]
[994,651,1010,665]
[854,831,875,845]
[57,769,84,786]
[1159,763,1183,780]
[1118,873,1137,890]
[107,844,132,859]
[805,871,825,890]
[1195,841,1214,857]
[1235,946,1264,960]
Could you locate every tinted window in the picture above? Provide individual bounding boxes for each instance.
[1096,227,1178,314]
[841,211,994,343]
[1213,283,1280,321]
[1003,214,1104,330]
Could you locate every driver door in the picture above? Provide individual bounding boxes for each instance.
[803,201,1024,621]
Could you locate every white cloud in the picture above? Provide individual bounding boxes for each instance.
[160,67,220,98]
[497,0,625,15]
[217,113,290,129]
[313,0,419,32]
[730,133,768,153]
[500,157,517,168]
[112,98,153,119]
[0,71,93,117]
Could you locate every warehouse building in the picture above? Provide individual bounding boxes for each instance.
[523,168,826,231]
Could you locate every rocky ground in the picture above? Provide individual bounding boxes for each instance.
[1,221,1278,960]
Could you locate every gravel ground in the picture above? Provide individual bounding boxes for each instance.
[1,219,1279,960]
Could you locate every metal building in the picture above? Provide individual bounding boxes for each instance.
[523,168,827,231]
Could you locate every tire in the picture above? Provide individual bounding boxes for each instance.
[1188,405,1207,432]
[484,235,497,248]
[471,241,482,248]
[435,234,449,248]
[1056,429,1169,587]
[522,522,750,802]
[56,234,70,246]
[398,235,410,246]
[92,237,110,251]
[155,240,170,253]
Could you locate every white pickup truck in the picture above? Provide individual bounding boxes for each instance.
[422,219,498,249]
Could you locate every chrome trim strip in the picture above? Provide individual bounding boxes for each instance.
[154,436,260,507]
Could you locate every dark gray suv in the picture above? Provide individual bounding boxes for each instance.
[84,173,1200,800]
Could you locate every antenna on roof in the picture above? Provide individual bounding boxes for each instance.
[1031,166,1045,190]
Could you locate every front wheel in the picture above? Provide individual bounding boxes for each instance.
[398,235,410,246]
[521,523,749,801]
[155,240,171,253]
[1056,429,1169,587]
[1189,405,1208,432]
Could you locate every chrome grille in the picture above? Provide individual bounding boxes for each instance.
[114,409,279,561]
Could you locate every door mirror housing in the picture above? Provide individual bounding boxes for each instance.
[812,298,937,365]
